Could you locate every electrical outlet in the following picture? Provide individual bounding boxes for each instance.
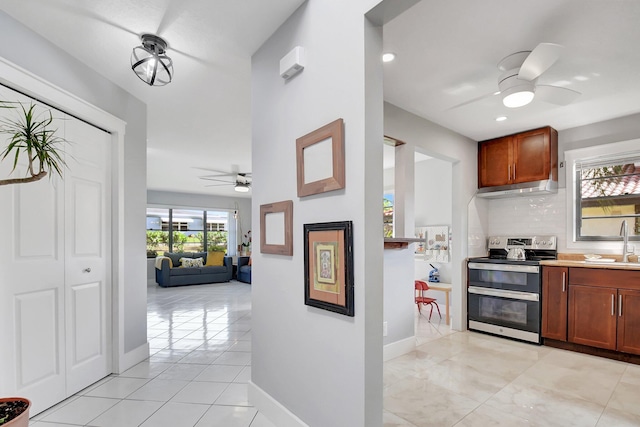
[383,321,388,337]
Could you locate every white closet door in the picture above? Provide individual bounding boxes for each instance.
[0,95,67,414]
[64,117,112,395]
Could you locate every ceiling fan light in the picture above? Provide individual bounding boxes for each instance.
[131,34,173,86]
[234,183,250,193]
[498,73,536,108]
[503,90,535,108]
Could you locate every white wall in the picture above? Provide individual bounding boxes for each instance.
[414,158,452,226]
[250,0,386,425]
[414,157,453,285]
[0,11,148,362]
[383,248,415,349]
[558,113,640,188]
[384,102,477,332]
[382,130,418,356]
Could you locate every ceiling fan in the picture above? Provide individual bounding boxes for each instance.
[195,168,252,193]
[451,43,581,110]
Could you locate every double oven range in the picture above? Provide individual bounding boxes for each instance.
[467,236,557,344]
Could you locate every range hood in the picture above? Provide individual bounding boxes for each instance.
[476,179,558,199]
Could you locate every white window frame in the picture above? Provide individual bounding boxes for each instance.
[565,138,640,252]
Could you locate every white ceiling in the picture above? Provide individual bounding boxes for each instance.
[0,0,304,197]
[384,0,640,142]
[1,0,639,197]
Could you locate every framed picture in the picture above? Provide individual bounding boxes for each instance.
[303,220,354,316]
[260,200,293,256]
[296,118,345,197]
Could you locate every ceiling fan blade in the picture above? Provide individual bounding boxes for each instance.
[192,166,236,176]
[199,176,235,183]
[446,91,497,111]
[205,183,235,187]
[536,85,581,105]
[518,43,563,81]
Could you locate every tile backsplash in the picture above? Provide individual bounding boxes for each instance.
[487,188,567,249]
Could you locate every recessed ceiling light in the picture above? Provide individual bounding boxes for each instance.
[382,52,396,63]
[495,116,507,122]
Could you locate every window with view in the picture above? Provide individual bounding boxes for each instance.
[146,207,229,257]
[383,193,394,238]
[576,157,640,241]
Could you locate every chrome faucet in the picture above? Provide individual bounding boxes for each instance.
[620,220,630,262]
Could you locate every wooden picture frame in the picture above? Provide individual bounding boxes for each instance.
[296,118,345,197]
[303,221,354,316]
[260,200,293,256]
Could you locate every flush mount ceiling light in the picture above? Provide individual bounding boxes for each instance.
[495,116,507,122]
[131,34,173,86]
[234,182,250,193]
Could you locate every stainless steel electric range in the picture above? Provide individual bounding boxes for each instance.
[467,235,557,344]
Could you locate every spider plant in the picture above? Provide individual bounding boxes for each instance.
[0,102,67,186]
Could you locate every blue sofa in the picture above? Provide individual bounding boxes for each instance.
[155,252,232,287]
[237,256,252,283]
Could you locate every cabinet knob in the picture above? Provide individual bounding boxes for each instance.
[83,267,92,273]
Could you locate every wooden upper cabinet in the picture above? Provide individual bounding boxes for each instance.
[513,128,551,183]
[478,126,558,188]
[542,266,568,341]
[478,136,511,187]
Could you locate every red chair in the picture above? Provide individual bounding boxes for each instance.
[415,280,442,321]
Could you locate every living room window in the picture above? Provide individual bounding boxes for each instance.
[146,207,229,257]
[567,140,640,242]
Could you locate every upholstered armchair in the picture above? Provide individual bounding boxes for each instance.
[237,256,252,283]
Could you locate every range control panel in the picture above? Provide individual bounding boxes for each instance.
[487,235,557,250]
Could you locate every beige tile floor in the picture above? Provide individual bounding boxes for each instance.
[28,281,640,427]
[384,313,640,427]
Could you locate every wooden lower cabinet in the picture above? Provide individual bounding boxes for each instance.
[541,266,568,341]
[559,268,640,356]
[617,289,640,355]
[568,284,617,350]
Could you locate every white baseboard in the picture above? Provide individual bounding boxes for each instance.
[248,381,309,427]
[383,336,415,361]
[117,342,149,373]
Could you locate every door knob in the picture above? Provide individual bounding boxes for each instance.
[83,268,92,273]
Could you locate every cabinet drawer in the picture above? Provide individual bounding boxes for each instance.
[569,268,640,289]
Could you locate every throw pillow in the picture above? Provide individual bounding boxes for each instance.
[205,251,224,266]
[180,257,203,268]
[166,252,184,267]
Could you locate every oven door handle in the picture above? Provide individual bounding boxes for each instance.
[468,286,540,302]
[468,262,539,273]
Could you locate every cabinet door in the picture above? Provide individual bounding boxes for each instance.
[542,267,568,341]
[617,289,640,355]
[512,128,550,183]
[478,137,511,187]
[568,284,617,350]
